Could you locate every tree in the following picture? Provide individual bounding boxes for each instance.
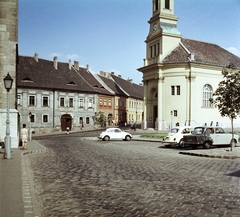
[209,63,240,151]
[93,112,107,127]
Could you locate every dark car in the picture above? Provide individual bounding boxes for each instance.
[183,126,239,149]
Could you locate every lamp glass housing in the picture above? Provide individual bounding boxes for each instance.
[4,73,13,91]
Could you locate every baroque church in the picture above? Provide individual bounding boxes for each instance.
[138,0,240,130]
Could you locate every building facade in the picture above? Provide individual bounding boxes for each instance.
[138,0,240,130]
[0,0,18,148]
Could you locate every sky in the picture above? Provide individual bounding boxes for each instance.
[18,0,240,85]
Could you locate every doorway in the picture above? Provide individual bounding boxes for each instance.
[61,114,72,131]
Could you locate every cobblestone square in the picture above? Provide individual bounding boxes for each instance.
[24,134,240,216]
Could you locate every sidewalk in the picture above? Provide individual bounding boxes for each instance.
[0,140,46,217]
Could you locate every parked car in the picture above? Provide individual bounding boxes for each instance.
[98,128,132,141]
[183,126,239,149]
[163,126,194,147]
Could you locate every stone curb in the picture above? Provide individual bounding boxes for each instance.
[179,151,240,160]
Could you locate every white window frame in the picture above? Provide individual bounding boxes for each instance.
[42,96,49,107]
[203,84,212,108]
[29,95,36,106]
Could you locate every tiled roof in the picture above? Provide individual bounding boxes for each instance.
[18,56,100,93]
[111,74,144,99]
[97,75,128,96]
[76,67,114,96]
[163,38,240,68]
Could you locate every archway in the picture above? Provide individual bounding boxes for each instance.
[61,114,72,131]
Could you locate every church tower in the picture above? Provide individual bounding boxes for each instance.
[145,0,181,65]
[138,0,181,130]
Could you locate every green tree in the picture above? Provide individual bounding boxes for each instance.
[209,63,240,151]
[93,111,107,127]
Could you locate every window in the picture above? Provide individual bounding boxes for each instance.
[79,117,83,124]
[171,86,180,95]
[88,98,93,108]
[176,86,180,95]
[108,99,111,106]
[43,115,48,123]
[60,97,65,107]
[171,86,175,95]
[29,96,35,106]
[30,114,35,123]
[79,98,84,108]
[42,96,48,107]
[116,98,118,107]
[104,99,107,106]
[173,110,177,117]
[86,117,90,124]
[203,84,212,107]
[165,0,170,9]
[155,0,158,10]
[99,98,102,105]
[69,98,73,107]
[17,94,21,105]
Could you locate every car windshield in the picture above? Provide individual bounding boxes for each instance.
[170,128,179,133]
[193,127,204,135]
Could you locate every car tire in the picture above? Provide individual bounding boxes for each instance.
[125,135,131,141]
[178,139,184,148]
[203,141,211,149]
[230,139,237,147]
[104,136,110,141]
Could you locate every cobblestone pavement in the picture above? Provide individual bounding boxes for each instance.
[25,135,240,217]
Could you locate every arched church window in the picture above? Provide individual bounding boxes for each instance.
[203,84,212,107]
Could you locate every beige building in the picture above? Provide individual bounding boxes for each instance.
[0,0,18,148]
[138,0,240,130]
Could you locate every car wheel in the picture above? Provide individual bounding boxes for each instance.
[203,142,211,149]
[104,136,110,141]
[125,135,131,141]
[178,139,184,148]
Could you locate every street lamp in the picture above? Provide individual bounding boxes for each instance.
[170,110,173,130]
[3,73,13,159]
[29,112,32,141]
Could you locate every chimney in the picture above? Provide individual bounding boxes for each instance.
[68,59,71,70]
[53,56,58,69]
[118,75,122,78]
[111,72,114,75]
[74,61,79,70]
[128,78,133,83]
[86,64,89,70]
[34,53,38,62]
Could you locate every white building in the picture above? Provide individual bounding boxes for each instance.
[138,0,240,130]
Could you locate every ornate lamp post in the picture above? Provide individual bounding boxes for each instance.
[3,73,13,159]
[29,112,32,141]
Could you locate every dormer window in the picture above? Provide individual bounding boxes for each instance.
[68,81,76,85]
[22,77,33,82]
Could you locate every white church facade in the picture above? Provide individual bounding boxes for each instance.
[138,0,240,130]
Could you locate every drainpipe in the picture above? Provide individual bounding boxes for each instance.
[188,62,192,126]
[53,89,55,131]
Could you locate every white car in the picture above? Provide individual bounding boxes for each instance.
[99,128,132,141]
[164,126,194,147]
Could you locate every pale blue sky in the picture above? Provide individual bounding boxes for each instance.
[19,0,240,84]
